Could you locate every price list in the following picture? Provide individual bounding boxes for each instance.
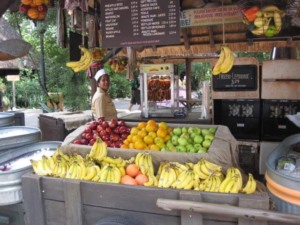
[101,0,180,48]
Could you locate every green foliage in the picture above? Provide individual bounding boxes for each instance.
[108,72,131,99]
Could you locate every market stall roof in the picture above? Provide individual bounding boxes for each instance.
[0,18,36,74]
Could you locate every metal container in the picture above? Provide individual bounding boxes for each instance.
[0,126,41,151]
[0,112,15,127]
[0,141,62,205]
[270,47,298,60]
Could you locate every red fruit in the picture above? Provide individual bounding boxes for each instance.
[37,4,47,12]
[119,126,127,134]
[85,133,93,141]
[89,121,98,130]
[118,120,126,126]
[88,139,96,146]
[80,138,88,145]
[102,121,109,128]
[72,139,81,145]
[110,133,119,142]
[84,127,92,133]
[97,125,104,132]
[19,4,30,14]
[109,119,118,128]
[105,127,112,134]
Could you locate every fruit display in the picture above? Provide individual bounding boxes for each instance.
[105,56,128,73]
[72,118,131,148]
[66,46,94,73]
[212,45,234,76]
[19,0,48,21]
[242,5,285,37]
[30,144,257,194]
[121,120,173,151]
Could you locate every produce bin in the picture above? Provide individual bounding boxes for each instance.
[22,173,272,225]
[0,112,15,127]
[61,122,240,173]
[265,134,300,215]
[39,111,92,141]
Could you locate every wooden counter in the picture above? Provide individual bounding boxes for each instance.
[118,111,211,124]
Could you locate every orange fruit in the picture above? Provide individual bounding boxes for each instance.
[156,128,167,138]
[147,119,157,126]
[27,7,39,19]
[164,134,171,142]
[148,131,157,139]
[130,127,139,135]
[137,121,147,130]
[149,144,160,151]
[134,140,146,150]
[167,127,173,134]
[145,123,157,132]
[121,175,138,185]
[158,122,168,129]
[137,130,147,138]
[21,0,33,5]
[129,143,135,149]
[143,135,154,145]
[126,164,140,177]
[132,135,142,143]
[120,144,129,149]
[135,174,149,185]
[126,134,133,142]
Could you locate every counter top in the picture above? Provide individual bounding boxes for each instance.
[118,111,211,124]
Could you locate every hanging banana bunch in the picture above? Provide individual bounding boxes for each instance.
[212,45,234,76]
[66,46,93,73]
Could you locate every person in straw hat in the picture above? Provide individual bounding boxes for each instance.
[91,68,117,121]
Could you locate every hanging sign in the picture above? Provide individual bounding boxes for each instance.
[101,0,181,48]
[180,5,243,27]
[6,75,20,81]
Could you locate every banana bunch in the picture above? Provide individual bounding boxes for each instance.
[212,46,234,76]
[66,46,93,73]
[92,165,122,183]
[143,172,159,187]
[31,155,54,176]
[82,160,102,181]
[241,173,257,194]
[157,165,177,188]
[219,167,243,194]
[171,169,196,190]
[52,155,69,178]
[87,137,107,163]
[65,156,87,180]
[135,153,155,176]
[249,5,285,36]
[193,158,222,180]
[197,173,224,192]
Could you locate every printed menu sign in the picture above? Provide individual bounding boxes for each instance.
[212,65,258,91]
[101,0,180,48]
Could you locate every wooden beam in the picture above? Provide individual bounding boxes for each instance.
[182,28,190,50]
[208,26,215,48]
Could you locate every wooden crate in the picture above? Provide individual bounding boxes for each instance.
[22,173,272,225]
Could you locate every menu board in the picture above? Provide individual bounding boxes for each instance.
[101,0,180,48]
[212,65,258,91]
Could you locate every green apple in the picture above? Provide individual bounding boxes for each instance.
[161,147,170,152]
[172,128,182,136]
[171,135,179,145]
[197,146,208,153]
[189,132,197,139]
[166,141,174,148]
[201,128,210,136]
[180,133,190,139]
[205,133,214,141]
[169,146,177,152]
[188,127,201,135]
[209,127,217,134]
[177,145,187,152]
[186,144,197,153]
[181,127,188,133]
[178,137,188,146]
[193,135,204,144]
[265,25,277,37]
[202,139,212,148]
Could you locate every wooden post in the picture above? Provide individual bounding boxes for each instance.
[127,47,136,80]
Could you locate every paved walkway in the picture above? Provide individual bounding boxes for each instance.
[8,98,139,128]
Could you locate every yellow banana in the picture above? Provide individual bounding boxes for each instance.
[254,17,271,28]
[219,46,234,74]
[88,138,101,159]
[224,177,237,193]
[158,166,167,188]
[145,154,155,176]
[202,159,222,173]
[242,173,256,194]
[232,168,243,192]
[183,179,194,190]
[251,18,271,36]
[212,46,225,75]
[111,166,122,184]
[173,170,193,189]
[83,165,97,180]
[118,166,126,176]
[162,167,177,188]
[219,168,235,193]
[102,156,124,165]
[98,165,109,183]
[193,161,208,180]
[273,11,282,34]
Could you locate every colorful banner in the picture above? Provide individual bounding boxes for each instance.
[180,5,243,27]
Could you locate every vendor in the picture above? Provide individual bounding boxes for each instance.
[91,69,117,121]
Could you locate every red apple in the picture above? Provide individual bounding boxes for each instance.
[37,4,48,12]
[73,139,81,145]
[109,119,118,128]
[89,121,98,130]
[101,135,109,141]
[113,127,120,134]
[97,125,104,132]
[84,127,92,133]
[105,127,112,134]
[110,133,119,142]
[121,133,128,139]
[102,121,108,128]
[99,130,107,137]
[19,4,30,14]
[88,139,96,146]
[118,120,126,126]
[119,126,128,134]
[85,133,93,141]
[80,138,88,145]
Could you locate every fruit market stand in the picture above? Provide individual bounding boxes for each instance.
[19,120,300,225]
